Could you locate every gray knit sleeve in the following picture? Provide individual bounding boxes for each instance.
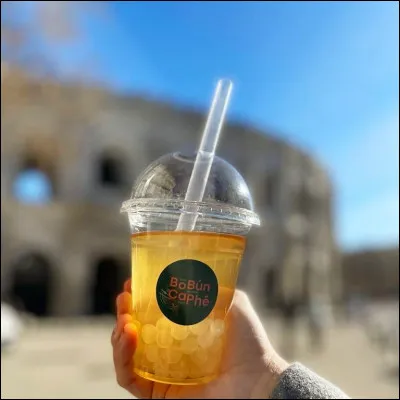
[271,363,350,399]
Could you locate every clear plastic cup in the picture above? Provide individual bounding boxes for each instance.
[121,152,260,385]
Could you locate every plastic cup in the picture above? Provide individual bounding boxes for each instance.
[121,153,260,385]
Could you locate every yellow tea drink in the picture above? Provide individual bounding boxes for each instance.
[130,231,246,385]
[121,151,260,385]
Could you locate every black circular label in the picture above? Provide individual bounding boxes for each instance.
[156,259,218,326]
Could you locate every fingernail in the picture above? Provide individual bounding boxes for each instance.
[115,314,133,338]
[124,322,137,336]
[123,279,132,293]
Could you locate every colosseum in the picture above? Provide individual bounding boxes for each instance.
[1,67,341,317]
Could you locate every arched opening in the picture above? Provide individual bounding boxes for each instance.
[91,257,126,315]
[10,253,52,317]
[98,153,125,187]
[13,156,54,203]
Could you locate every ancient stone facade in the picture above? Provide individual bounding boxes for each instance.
[342,248,399,300]
[1,73,339,316]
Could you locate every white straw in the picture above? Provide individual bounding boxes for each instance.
[176,79,233,231]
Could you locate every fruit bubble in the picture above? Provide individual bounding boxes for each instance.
[154,363,169,378]
[160,348,182,364]
[180,336,198,354]
[189,319,211,336]
[138,355,154,373]
[169,360,188,379]
[191,348,208,365]
[171,324,189,341]
[198,332,214,349]
[156,317,170,332]
[134,344,145,361]
[157,329,174,348]
[145,344,159,363]
[142,324,157,345]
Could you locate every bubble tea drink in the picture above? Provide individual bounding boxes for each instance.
[121,80,260,385]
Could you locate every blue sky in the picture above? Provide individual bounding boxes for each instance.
[7,1,400,251]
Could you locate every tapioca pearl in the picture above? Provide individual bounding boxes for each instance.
[141,324,157,344]
[189,319,211,336]
[211,319,225,337]
[169,359,188,379]
[156,329,174,348]
[156,317,171,332]
[191,348,208,365]
[189,364,203,379]
[180,336,198,354]
[171,324,189,341]
[154,364,169,378]
[160,348,182,364]
[154,355,169,368]
[138,357,154,373]
[141,364,154,374]
[197,332,214,349]
[145,344,159,363]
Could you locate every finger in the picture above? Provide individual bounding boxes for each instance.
[114,325,138,387]
[116,291,132,317]
[152,382,170,399]
[114,324,154,398]
[111,313,133,347]
[123,323,138,348]
[123,279,132,293]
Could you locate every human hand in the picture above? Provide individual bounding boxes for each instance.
[112,280,288,399]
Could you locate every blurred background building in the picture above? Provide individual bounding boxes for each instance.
[342,248,399,301]
[1,65,340,317]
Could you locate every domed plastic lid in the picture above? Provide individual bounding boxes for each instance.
[121,152,260,232]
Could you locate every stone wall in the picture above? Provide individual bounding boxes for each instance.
[1,72,337,316]
[342,248,399,300]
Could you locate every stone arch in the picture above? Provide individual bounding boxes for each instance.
[90,256,127,315]
[9,252,53,317]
